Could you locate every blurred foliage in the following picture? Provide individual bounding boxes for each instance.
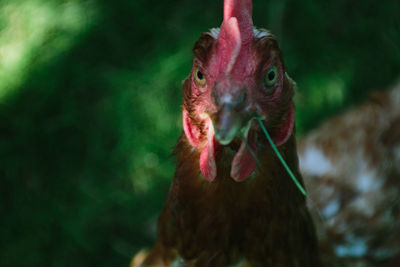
[0,0,399,266]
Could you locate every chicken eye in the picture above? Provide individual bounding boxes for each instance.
[194,68,207,87]
[264,65,278,88]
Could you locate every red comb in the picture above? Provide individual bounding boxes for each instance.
[223,0,253,35]
[216,0,253,76]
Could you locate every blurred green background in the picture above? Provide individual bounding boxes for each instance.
[0,0,399,266]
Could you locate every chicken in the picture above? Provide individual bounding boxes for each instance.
[132,0,321,266]
[299,84,400,266]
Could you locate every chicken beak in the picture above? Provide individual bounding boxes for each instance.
[213,103,243,145]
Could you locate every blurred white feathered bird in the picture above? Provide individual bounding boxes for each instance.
[299,83,400,266]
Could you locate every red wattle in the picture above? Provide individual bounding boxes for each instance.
[184,105,295,183]
[231,130,257,182]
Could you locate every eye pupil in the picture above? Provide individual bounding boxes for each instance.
[197,70,204,80]
[268,70,275,81]
[264,66,278,90]
[194,67,207,88]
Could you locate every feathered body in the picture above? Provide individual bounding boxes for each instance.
[135,0,321,266]
[299,84,400,266]
[146,112,318,266]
